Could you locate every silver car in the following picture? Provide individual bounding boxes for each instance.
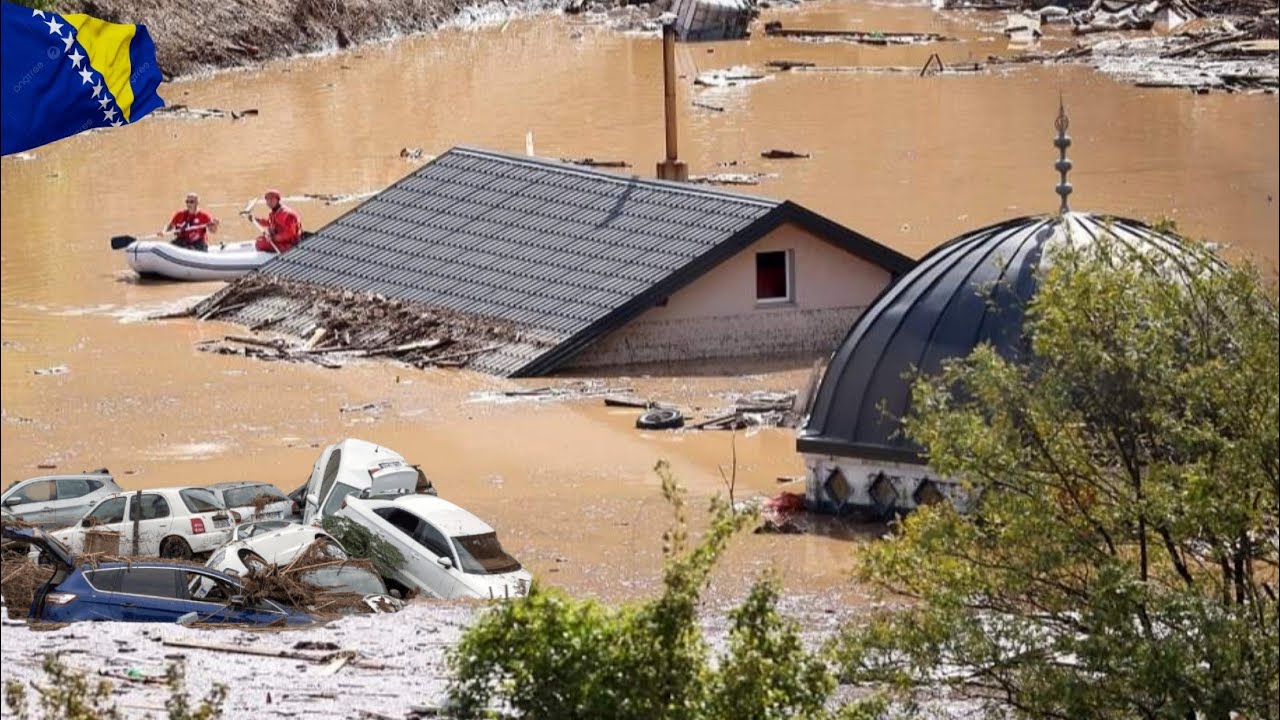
[1,470,122,528]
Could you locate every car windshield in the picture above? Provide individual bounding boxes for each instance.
[223,485,287,508]
[179,488,225,514]
[300,565,387,595]
[452,533,522,575]
[320,482,358,519]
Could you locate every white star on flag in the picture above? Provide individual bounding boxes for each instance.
[78,68,93,85]
[63,33,76,52]
[32,8,46,17]
[112,120,123,127]
[91,82,103,98]
[103,108,117,121]
[68,48,85,67]
[98,96,112,109]
[45,16,64,35]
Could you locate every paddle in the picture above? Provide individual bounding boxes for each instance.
[111,224,209,250]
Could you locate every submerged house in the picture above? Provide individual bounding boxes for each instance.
[796,107,1207,516]
[212,147,912,376]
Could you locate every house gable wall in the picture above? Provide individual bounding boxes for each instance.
[566,222,893,368]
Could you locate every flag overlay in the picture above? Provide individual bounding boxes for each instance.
[1,0,164,155]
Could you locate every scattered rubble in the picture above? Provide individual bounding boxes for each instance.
[980,0,1278,92]
[186,276,529,371]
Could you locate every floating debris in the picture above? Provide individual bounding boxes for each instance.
[763,21,954,45]
[693,66,767,87]
[689,172,778,186]
[153,104,259,120]
[32,365,68,376]
[760,149,810,159]
[766,59,816,70]
[560,157,632,168]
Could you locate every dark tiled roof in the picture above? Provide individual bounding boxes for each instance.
[259,147,911,376]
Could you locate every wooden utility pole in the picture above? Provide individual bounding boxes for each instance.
[656,20,688,182]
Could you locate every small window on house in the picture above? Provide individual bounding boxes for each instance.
[755,250,791,302]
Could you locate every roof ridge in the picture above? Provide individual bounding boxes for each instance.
[447,146,782,208]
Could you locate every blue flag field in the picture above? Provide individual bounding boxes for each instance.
[1,0,164,155]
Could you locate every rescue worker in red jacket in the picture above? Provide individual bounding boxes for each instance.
[251,189,303,254]
[165,192,219,251]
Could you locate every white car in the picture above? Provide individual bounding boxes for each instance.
[50,487,235,559]
[300,438,435,525]
[207,481,295,523]
[207,521,343,578]
[335,493,530,600]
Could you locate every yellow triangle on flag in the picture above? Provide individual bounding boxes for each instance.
[62,13,139,121]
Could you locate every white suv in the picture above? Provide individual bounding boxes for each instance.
[335,493,530,600]
[51,487,235,559]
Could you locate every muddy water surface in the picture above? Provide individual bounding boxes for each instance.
[2,0,1276,603]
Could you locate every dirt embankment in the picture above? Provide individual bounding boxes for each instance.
[48,0,581,78]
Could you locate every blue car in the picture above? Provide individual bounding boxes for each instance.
[5,527,310,625]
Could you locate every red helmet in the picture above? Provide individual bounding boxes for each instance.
[264,189,282,201]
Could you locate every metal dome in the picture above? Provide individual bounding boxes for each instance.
[797,211,1196,464]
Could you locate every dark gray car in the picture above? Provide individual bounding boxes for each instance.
[1,470,122,529]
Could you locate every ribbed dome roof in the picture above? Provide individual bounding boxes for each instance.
[797,212,1195,463]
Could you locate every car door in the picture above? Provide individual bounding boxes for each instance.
[414,520,466,599]
[66,496,129,554]
[371,508,460,598]
[113,566,189,622]
[54,477,99,527]
[126,493,174,556]
[79,568,127,621]
[3,479,59,527]
[305,446,341,524]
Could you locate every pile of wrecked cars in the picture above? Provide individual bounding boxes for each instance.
[1,437,530,627]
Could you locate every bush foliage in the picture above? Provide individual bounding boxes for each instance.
[448,460,837,720]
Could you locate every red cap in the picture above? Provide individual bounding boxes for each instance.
[265,189,282,200]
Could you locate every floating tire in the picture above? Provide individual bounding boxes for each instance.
[636,407,684,430]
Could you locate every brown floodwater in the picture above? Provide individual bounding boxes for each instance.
[1,0,1276,603]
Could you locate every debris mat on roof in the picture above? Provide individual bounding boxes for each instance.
[191,276,531,371]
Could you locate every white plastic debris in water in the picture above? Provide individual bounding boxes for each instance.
[672,0,753,41]
[32,365,69,376]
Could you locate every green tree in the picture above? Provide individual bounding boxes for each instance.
[838,232,1279,719]
[448,460,838,719]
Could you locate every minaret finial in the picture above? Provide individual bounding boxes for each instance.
[1054,97,1073,215]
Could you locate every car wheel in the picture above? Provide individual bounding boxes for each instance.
[160,537,193,560]
[636,407,684,430]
